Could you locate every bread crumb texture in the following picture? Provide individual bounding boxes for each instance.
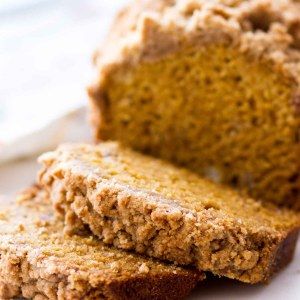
[39,142,300,283]
[89,0,300,209]
[0,188,202,300]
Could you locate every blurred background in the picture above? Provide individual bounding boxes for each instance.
[0,0,128,163]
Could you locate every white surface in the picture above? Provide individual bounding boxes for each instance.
[0,157,299,300]
[0,0,128,159]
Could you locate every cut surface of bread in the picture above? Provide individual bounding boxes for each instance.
[0,187,202,300]
[88,0,300,208]
[38,142,300,284]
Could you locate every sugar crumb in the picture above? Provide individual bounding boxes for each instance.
[139,263,150,274]
[0,210,8,221]
[18,224,25,232]
[34,219,50,227]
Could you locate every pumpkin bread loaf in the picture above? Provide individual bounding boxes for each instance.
[88,0,300,209]
[38,142,300,284]
[0,187,202,300]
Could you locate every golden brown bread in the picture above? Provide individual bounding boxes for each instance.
[88,0,300,209]
[38,142,300,284]
[0,186,203,300]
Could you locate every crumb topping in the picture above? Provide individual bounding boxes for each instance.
[93,0,300,88]
[39,142,300,231]
[38,142,300,283]
[0,192,201,299]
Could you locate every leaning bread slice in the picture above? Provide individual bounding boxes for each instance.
[38,142,300,284]
[0,187,202,300]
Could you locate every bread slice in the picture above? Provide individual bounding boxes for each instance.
[88,0,300,209]
[0,187,202,300]
[38,142,300,284]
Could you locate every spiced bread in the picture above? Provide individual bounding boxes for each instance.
[0,187,202,300]
[38,142,300,284]
[88,0,300,209]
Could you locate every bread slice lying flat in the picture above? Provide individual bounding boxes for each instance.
[39,142,300,284]
[0,187,202,300]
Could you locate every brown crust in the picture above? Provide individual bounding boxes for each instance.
[269,228,299,277]
[88,87,111,141]
[0,271,200,300]
[0,189,203,300]
[107,273,199,300]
